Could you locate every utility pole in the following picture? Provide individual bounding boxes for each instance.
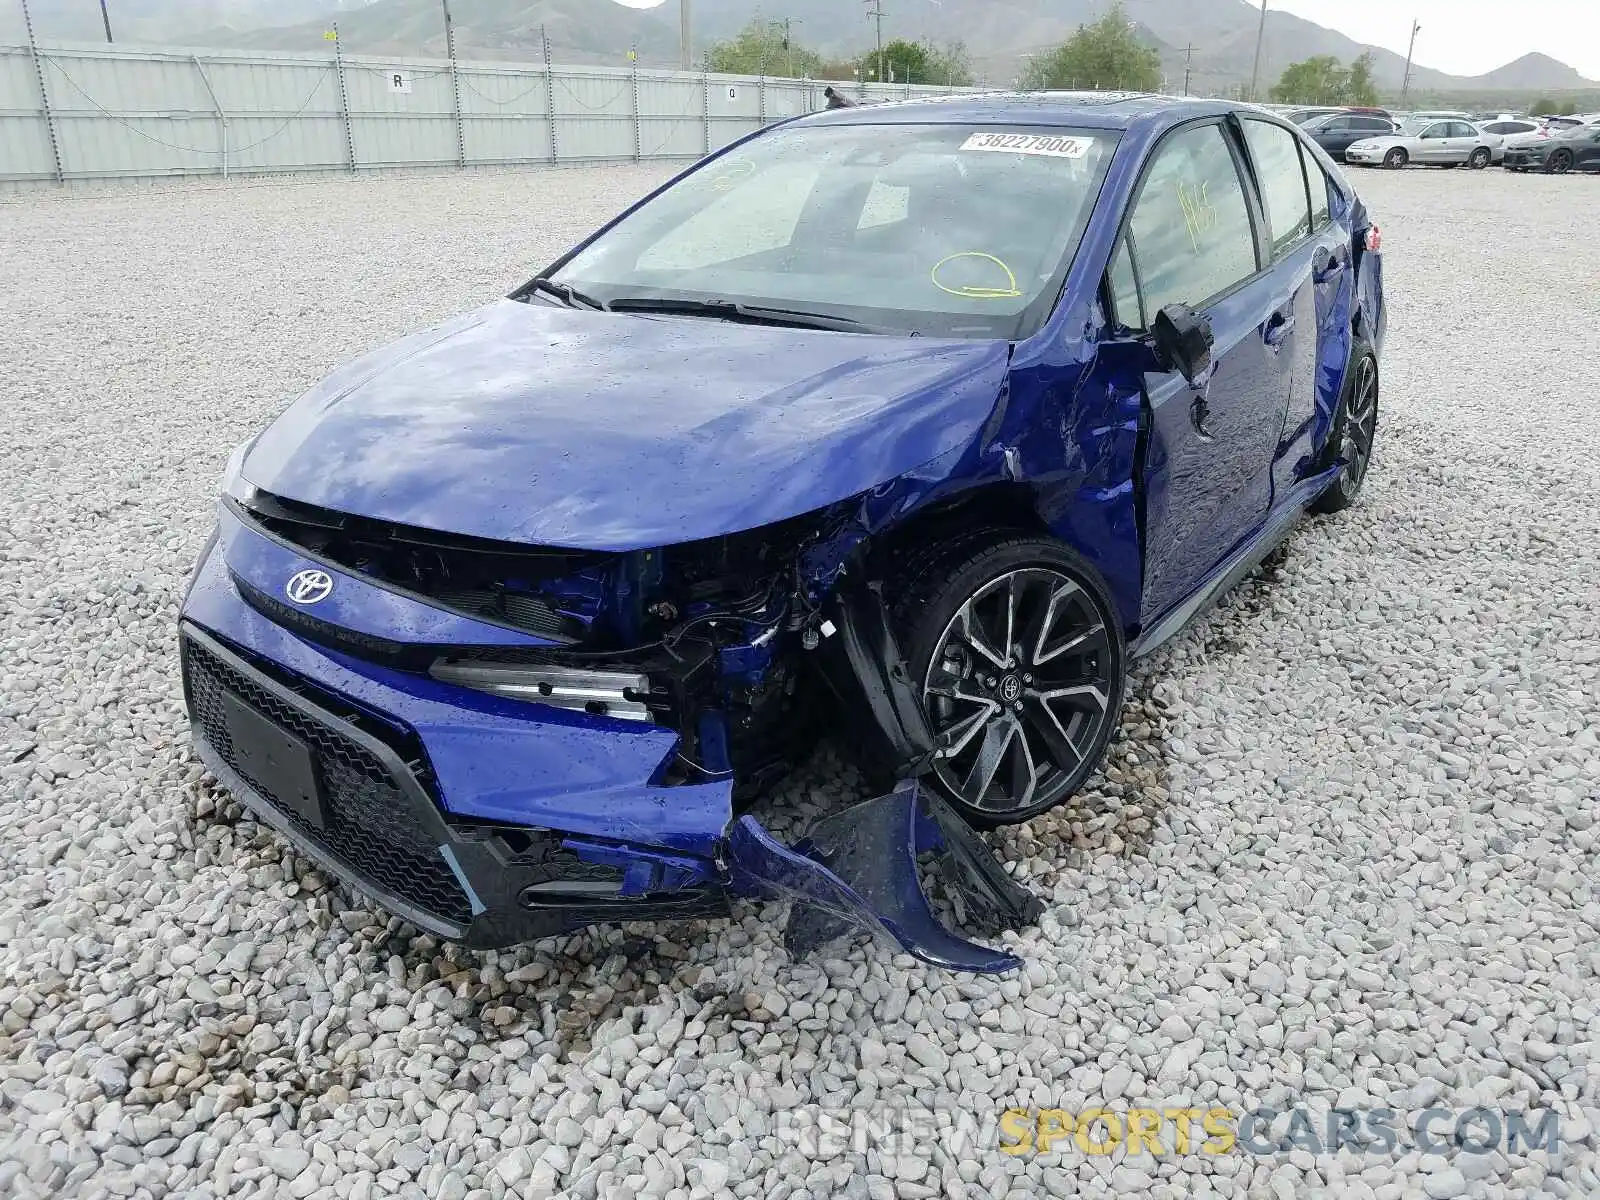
[770,17,801,77]
[99,0,114,42]
[679,0,692,71]
[1183,43,1192,96]
[1248,0,1269,101]
[864,0,885,83]
[441,0,465,168]
[1400,20,1421,106]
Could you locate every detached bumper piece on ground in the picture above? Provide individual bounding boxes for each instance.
[180,616,1040,973]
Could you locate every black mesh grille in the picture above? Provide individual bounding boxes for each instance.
[183,634,473,926]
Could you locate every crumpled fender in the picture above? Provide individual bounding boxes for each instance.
[725,780,1043,973]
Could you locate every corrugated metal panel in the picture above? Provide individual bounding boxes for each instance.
[2,41,973,187]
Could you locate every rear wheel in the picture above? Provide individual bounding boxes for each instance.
[1548,149,1574,174]
[1468,147,1492,169]
[1312,342,1379,515]
[895,536,1126,828]
[1384,147,1409,169]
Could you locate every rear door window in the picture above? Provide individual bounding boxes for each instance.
[1126,122,1259,315]
[1242,120,1313,257]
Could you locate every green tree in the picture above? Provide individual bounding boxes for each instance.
[1531,97,1556,116]
[1018,4,1162,92]
[705,19,824,78]
[1559,99,1579,115]
[1346,52,1379,106]
[860,38,931,84]
[1270,55,1350,105]
[926,40,976,87]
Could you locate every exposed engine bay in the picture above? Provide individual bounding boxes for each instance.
[230,488,928,801]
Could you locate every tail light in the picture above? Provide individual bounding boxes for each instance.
[1364,225,1382,253]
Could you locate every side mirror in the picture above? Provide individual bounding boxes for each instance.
[1151,303,1214,384]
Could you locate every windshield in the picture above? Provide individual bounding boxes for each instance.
[1399,118,1434,135]
[546,122,1120,340]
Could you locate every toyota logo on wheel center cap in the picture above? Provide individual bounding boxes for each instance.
[1000,675,1023,703]
[285,568,334,605]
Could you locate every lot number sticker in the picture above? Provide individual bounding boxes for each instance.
[961,132,1094,158]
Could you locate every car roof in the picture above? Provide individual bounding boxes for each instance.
[797,91,1244,132]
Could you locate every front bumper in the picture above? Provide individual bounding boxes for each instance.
[179,525,1040,970]
[180,623,729,946]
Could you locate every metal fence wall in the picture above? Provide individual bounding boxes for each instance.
[0,40,970,187]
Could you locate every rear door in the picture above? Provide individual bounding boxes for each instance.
[1445,120,1481,161]
[1241,123,1356,492]
[1105,119,1292,624]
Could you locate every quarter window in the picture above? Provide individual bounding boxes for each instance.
[1126,123,1258,317]
[1107,238,1143,330]
[1304,151,1331,228]
[1243,120,1313,257]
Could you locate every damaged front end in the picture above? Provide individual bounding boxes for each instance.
[200,487,1041,972]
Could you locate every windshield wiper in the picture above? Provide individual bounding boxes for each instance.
[605,297,890,334]
[525,277,610,312]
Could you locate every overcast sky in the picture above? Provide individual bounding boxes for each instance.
[613,1,1600,81]
[1267,0,1600,79]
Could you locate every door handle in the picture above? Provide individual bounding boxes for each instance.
[1263,312,1295,347]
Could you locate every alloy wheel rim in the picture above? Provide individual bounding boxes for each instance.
[1341,356,1378,492]
[922,568,1114,815]
[1551,152,1572,174]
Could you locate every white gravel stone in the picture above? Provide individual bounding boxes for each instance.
[1,163,1597,1200]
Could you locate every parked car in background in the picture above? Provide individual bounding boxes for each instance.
[1285,106,1346,125]
[1304,112,1398,161]
[1503,122,1600,172]
[1408,109,1477,122]
[1345,118,1496,169]
[1477,118,1543,162]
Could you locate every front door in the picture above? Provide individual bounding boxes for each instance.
[1106,119,1295,625]
[1414,121,1455,163]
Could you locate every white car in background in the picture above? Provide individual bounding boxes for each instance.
[1477,117,1544,162]
[1345,117,1497,169]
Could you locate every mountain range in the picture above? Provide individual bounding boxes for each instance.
[7,0,1597,97]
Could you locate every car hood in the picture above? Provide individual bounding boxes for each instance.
[241,299,1012,549]
[1350,134,1415,149]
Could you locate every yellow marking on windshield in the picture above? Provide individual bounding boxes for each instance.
[931,252,1023,300]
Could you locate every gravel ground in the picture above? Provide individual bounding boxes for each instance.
[2,163,1599,1200]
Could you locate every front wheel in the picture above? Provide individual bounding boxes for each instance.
[1312,342,1380,514]
[1468,147,1492,169]
[1384,147,1409,169]
[895,537,1126,828]
[1548,150,1574,174]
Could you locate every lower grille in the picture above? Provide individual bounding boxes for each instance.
[182,632,473,927]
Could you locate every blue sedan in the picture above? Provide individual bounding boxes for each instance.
[180,93,1385,972]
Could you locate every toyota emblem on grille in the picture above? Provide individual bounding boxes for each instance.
[285,569,334,605]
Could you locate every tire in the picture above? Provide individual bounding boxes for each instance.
[891,535,1126,828]
[1548,150,1574,175]
[1468,147,1491,169]
[1312,340,1380,515]
[1383,147,1408,169]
